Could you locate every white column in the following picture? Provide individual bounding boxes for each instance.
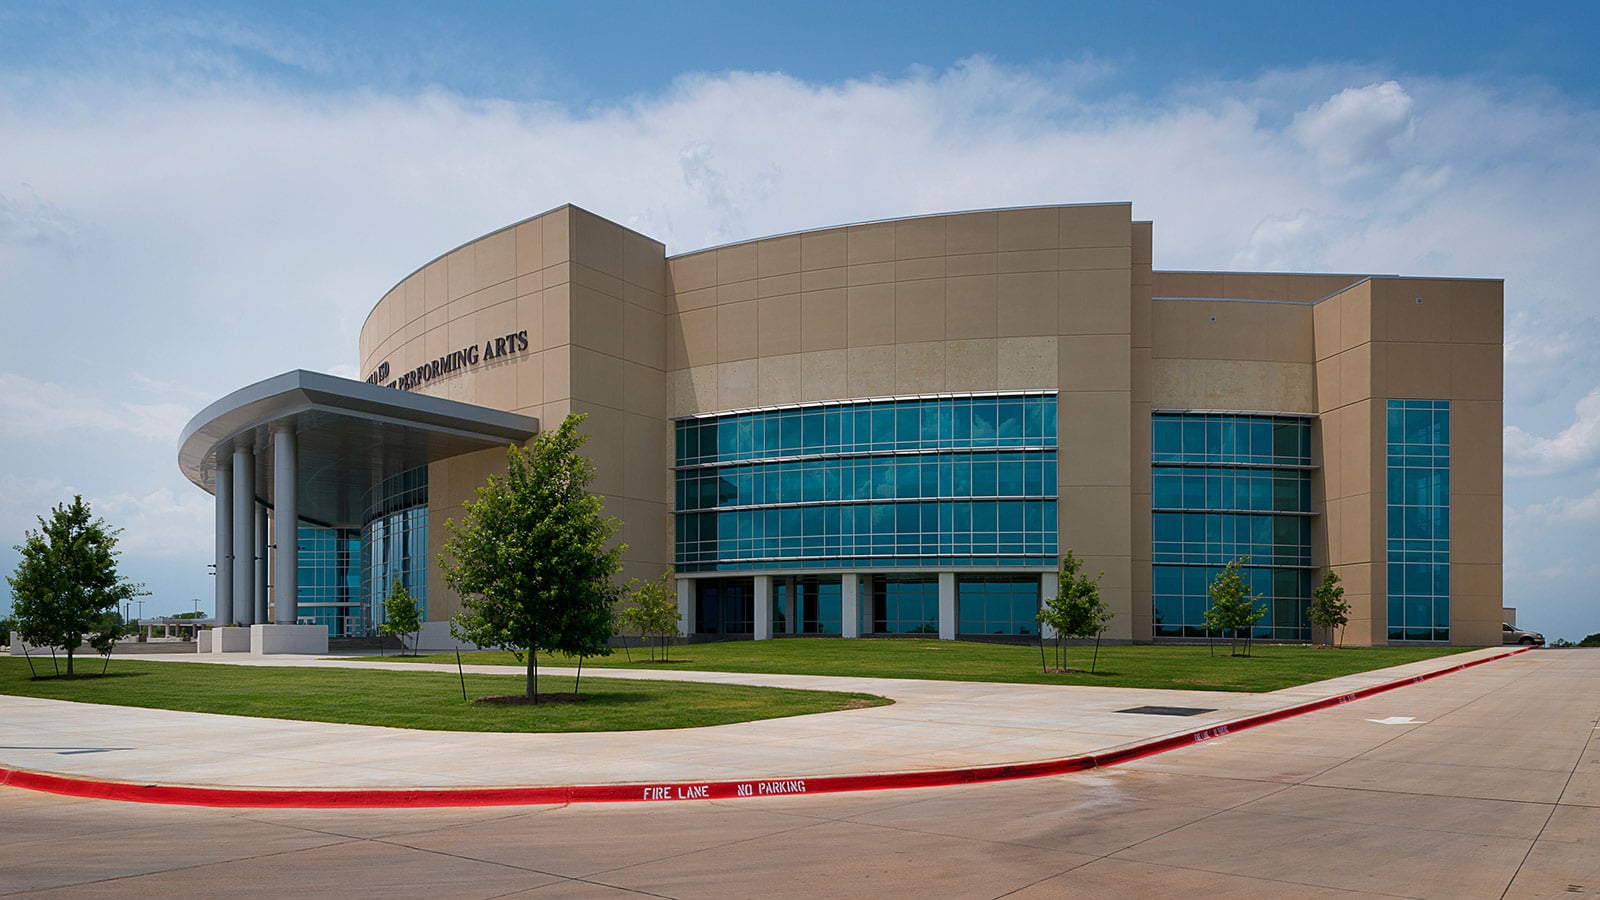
[273,427,299,627]
[231,445,255,625]
[841,573,860,638]
[213,455,233,626]
[676,577,693,637]
[1040,571,1059,640]
[938,572,957,640]
[254,502,268,624]
[753,575,773,640]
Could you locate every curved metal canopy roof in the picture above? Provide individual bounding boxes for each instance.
[179,370,539,527]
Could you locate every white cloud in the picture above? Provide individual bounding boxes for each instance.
[0,373,192,443]
[1504,386,1600,477]
[1291,80,1415,176]
[87,487,213,560]
[1508,490,1600,529]
[1233,208,1352,271]
[0,474,73,536]
[0,185,77,247]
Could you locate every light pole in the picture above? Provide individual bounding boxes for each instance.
[192,597,202,616]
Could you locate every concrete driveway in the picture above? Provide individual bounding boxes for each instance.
[2,647,1596,896]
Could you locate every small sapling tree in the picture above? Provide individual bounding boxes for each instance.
[7,496,145,676]
[619,568,682,662]
[1308,570,1350,648]
[379,580,423,655]
[1036,550,1114,673]
[1203,557,1267,657]
[441,413,625,702]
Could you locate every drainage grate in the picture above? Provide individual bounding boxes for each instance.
[1117,705,1215,717]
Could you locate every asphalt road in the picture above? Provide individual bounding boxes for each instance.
[3,648,1596,898]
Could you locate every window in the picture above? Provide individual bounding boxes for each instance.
[1386,400,1450,641]
[1150,413,1313,640]
[675,394,1058,572]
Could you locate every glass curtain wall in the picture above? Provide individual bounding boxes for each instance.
[296,524,361,635]
[674,393,1059,571]
[868,576,941,635]
[360,466,429,635]
[1151,412,1314,640]
[1386,400,1450,641]
[958,575,1042,636]
[772,576,843,634]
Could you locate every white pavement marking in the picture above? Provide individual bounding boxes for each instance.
[1366,716,1426,725]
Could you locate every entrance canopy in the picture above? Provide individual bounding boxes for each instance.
[179,369,539,526]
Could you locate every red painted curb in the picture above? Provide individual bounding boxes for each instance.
[0,646,1535,809]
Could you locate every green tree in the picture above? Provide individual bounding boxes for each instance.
[379,580,423,655]
[1308,570,1350,648]
[7,496,146,676]
[1036,550,1114,673]
[1579,632,1600,648]
[620,568,682,662]
[1203,557,1267,657]
[441,413,625,701]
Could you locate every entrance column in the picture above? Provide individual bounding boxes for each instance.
[214,454,233,625]
[676,577,693,637]
[273,427,299,626]
[938,572,957,640]
[753,575,773,640]
[254,503,268,624]
[1039,570,1059,640]
[231,445,255,625]
[841,573,860,638]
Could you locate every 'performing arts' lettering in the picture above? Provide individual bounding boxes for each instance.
[367,330,529,392]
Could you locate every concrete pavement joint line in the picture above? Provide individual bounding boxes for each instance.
[1502,683,1600,898]
[0,647,1535,809]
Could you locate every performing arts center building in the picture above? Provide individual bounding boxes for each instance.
[179,202,1503,653]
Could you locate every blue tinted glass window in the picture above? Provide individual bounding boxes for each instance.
[1150,412,1313,640]
[675,394,1057,572]
[1386,400,1450,641]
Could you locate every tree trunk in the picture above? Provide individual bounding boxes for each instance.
[526,651,537,701]
[65,647,75,677]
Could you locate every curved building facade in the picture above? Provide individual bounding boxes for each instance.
[182,202,1504,648]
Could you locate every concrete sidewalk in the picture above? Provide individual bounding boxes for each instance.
[0,646,1524,795]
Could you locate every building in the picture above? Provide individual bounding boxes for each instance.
[178,202,1503,651]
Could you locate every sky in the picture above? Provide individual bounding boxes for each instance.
[1,1,1597,640]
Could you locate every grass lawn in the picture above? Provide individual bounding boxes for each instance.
[389,639,1475,693]
[0,657,889,733]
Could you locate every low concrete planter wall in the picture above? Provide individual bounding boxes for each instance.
[250,624,328,655]
[196,631,212,653]
[211,627,251,653]
[408,621,480,652]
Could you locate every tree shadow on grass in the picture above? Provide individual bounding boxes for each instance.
[473,693,592,705]
[27,671,149,682]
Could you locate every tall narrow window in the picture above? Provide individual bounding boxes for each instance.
[1386,400,1450,641]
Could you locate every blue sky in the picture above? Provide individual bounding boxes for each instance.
[2,1,1598,639]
